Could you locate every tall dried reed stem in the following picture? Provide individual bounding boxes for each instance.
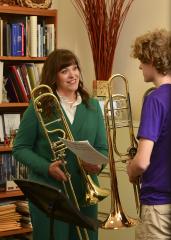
[72,0,134,80]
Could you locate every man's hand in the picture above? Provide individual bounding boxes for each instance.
[127,138,154,183]
[127,163,138,183]
[127,160,140,183]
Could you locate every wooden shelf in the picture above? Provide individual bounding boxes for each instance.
[0,190,24,199]
[0,102,29,113]
[0,227,32,237]
[0,145,11,152]
[0,5,57,16]
[0,102,29,107]
[0,56,47,61]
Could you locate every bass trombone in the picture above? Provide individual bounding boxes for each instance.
[100,74,140,229]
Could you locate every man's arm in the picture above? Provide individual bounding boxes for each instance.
[127,138,154,183]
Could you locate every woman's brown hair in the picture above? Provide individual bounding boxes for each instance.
[40,49,90,106]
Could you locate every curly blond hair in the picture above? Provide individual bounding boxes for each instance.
[131,29,171,75]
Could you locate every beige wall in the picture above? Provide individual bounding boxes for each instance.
[114,0,171,120]
[52,0,170,120]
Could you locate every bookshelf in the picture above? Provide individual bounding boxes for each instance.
[0,5,57,238]
[0,227,32,238]
[0,102,29,112]
[0,189,24,198]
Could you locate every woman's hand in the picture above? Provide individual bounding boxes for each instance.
[82,161,101,174]
[48,160,67,181]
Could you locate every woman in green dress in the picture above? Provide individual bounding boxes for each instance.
[13,49,108,240]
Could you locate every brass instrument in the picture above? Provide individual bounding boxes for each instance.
[100,74,139,229]
[31,84,110,239]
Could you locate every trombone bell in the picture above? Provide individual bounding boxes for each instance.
[100,212,137,229]
[86,175,110,205]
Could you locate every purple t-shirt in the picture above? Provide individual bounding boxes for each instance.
[138,84,171,205]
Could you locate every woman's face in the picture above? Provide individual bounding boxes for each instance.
[56,64,80,95]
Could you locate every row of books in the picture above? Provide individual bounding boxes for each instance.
[4,62,43,103]
[0,200,32,232]
[0,16,55,57]
[0,153,28,192]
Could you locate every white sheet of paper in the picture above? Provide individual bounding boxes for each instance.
[59,138,108,165]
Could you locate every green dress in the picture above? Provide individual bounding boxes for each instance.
[13,98,108,240]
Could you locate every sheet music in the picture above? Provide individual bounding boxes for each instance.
[59,138,108,165]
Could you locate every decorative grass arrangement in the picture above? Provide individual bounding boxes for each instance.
[71,0,135,80]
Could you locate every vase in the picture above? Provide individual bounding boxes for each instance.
[93,80,109,97]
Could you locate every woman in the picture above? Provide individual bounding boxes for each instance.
[13,49,108,240]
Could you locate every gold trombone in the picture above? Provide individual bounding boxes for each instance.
[31,84,110,239]
[100,74,139,229]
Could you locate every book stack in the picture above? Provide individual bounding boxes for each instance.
[15,200,32,229]
[0,202,22,232]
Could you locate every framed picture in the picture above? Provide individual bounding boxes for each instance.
[0,115,4,142]
[3,113,20,139]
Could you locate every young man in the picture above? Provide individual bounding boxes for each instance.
[127,29,171,239]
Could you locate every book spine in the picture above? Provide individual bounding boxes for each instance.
[17,65,31,99]
[5,75,20,102]
[0,61,4,103]
[0,115,4,142]
[6,23,11,56]
[11,24,18,56]
[42,19,46,56]
[3,22,7,56]
[30,16,37,57]
[20,23,24,56]
[0,154,6,191]
[0,19,3,56]
[20,64,32,93]
[25,63,36,89]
